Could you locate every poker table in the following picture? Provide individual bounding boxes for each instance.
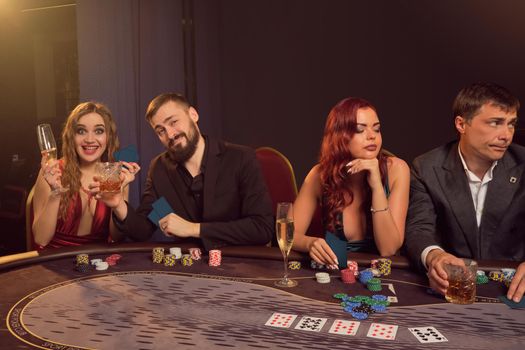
[0,243,523,350]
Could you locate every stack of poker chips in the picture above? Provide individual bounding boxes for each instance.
[310,260,326,270]
[189,248,202,260]
[181,254,194,266]
[152,247,165,263]
[376,258,392,276]
[208,250,222,266]
[359,269,374,284]
[288,261,301,270]
[501,268,516,286]
[488,270,505,282]
[75,254,90,272]
[164,254,176,267]
[170,247,182,259]
[95,261,109,271]
[347,260,359,276]
[315,272,330,283]
[105,254,121,266]
[476,270,489,284]
[334,294,390,320]
[367,277,382,292]
[340,268,356,283]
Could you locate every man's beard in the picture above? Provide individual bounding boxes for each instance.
[167,122,200,163]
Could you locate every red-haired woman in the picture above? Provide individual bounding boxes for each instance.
[292,97,409,267]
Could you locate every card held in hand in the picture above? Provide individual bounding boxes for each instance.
[325,232,347,269]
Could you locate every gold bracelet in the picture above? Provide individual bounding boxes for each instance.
[370,206,389,214]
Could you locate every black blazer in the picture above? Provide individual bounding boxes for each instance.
[116,137,274,250]
[404,141,525,270]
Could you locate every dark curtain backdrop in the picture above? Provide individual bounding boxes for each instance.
[77,0,525,190]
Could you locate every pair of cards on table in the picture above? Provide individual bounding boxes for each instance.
[147,197,173,226]
[265,313,448,343]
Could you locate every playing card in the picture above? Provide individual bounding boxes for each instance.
[383,283,396,295]
[328,319,360,335]
[294,316,327,332]
[114,145,139,163]
[264,312,297,328]
[325,232,347,269]
[366,323,398,340]
[387,296,398,303]
[147,209,162,226]
[498,295,525,309]
[408,327,448,343]
[152,197,174,218]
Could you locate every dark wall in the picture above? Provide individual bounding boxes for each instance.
[0,1,38,189]
[196,0,525,183]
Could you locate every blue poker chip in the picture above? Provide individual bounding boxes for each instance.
[371,304,387,313]
[372,294,387,301]
[359,270,374,284]
[350,311,369,320]
[342,302,361,310]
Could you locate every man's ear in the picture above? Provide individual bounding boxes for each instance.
[455,116,466,134]
[189,107,199,123]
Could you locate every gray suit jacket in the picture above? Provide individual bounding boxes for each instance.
[404,141,525,271]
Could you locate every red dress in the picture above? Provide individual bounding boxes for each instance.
[44,192,112,249]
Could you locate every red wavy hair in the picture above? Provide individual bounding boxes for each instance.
[319,97,389,232]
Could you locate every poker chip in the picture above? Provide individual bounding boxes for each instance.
[189,248,202,260]
[105,254,121,266]
[376,258,392,276]
[501,268,516,282]
[340,268,356,283]
[310,260,326,270]
[95,261,109,271]
[476,275,489,284]
[488,270,505,282]
[371,304,387,313]
[333,293,347,299]
[476,270,486,276]
[76,254,89,265]
[359,269,374,284]
[181,254,194,266]
[90,258,103,265]
[164,254,176,267]
[208,250,222,267]
[350,311,369,320]
[347,260,359,275]
[169,247,182,259]
[315,272,331,283]
[75,263,90,273]
[336,293,391,320]
[367,278,382,292]
[370,268,381,277]
[152,247,165,263]
[288,261,301,270]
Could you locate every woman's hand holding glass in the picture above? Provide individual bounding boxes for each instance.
[41,153,66,194]
[89,161,140,208]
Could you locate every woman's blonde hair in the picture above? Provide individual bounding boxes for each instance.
[59,102,119,219]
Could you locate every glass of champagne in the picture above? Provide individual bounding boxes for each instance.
[37,124,68,193]
[275,202,297,287]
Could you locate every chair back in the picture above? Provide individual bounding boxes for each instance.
[25,186,35,251]
[255,147,298,211]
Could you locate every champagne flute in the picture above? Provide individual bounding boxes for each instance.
[37,124,68,193]
[275,202,298,287]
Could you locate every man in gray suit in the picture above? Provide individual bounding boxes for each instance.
[405,82,525,302]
